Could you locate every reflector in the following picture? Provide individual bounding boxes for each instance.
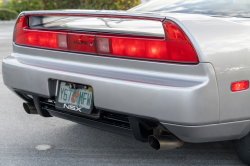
[231,81,249,92]
[57,34,68,49]
[97,38,110,53]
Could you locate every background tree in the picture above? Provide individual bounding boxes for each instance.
[1,0,140,13]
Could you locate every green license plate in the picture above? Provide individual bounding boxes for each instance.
[57,82,93,114]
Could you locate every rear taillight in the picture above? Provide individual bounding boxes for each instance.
[96,35,168,61]
[95,20,198,63]
[163,21,198,62]
[24,30,68,50]
[14,15,27,44]
[14,15,68,50]
[14,16,198,63]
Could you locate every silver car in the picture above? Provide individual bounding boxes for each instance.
[3,0,250,164]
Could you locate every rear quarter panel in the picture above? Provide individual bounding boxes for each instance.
[167,13,250,123]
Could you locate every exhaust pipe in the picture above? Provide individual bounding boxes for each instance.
[148,135,184,150]
[23,102,38,114]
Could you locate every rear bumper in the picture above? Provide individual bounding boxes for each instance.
[2,52,219,125]
[4,49,241,143]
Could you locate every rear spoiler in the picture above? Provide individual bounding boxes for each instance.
[21,10,166,37]
[23,10,166,21]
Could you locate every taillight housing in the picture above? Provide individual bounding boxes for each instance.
[13,15,198,64]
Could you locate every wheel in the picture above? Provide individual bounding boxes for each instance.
[233,133,250,165]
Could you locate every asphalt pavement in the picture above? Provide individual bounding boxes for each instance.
[0,21,247,166]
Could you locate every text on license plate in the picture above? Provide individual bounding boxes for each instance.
[58,82,93,110]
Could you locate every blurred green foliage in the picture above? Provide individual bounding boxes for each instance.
[2,0,140,13]
[0,8,18,20]
[2,0,44,13]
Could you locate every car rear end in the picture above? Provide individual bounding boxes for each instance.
[3,10,220,145]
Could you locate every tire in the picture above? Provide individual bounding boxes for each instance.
[233,133,250,165]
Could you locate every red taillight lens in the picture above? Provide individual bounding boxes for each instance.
[163,21,198,62]
[24,30,68,49]
[231,81,249,92]
[164,21,185,40]
[14,15,27,44]
[112,37,167,59]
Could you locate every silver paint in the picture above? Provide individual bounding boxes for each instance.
[3,55,219,125]
[13,45,206,87]
[162,13,250,123]
[162,120,250,143]
[5,9,250,142]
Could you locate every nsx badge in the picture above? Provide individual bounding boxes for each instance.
[63,104,82,112]
[73,40,88,45]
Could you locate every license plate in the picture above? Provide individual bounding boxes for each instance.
[56,82,93,114]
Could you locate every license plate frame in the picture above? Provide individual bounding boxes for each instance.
[55,81,93,115]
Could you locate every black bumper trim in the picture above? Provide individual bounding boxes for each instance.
[13,89,161,142]
[47,108,134,137]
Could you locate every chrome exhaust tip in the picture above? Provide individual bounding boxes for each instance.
[23,102,38,114]
[148,135,184,150]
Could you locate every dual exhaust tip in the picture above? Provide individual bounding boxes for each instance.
[23,102,38,114]
[148,135,184,150]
